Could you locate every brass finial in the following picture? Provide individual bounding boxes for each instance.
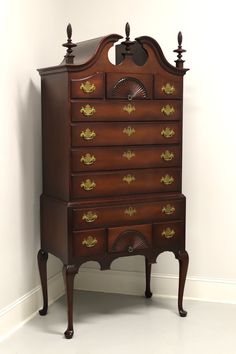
[62,23,77,64]
[173,31,186,69]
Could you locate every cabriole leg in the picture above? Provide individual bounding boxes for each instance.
[176,250,189,317]
[37,249,48,316]
[63,265,78,339]
[145,257,153,298]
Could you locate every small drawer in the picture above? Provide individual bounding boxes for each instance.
[72,198,185,230]
[70,73,104,99]
[72,122,181,147]
[108,224,152,253]
[71,145,182,172]
[153,221,185,251]
[155,73,183,99]
[72,228,106,257]
[71,100,182,122]
[71,168,181,199]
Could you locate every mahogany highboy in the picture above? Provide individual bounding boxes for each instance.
[38,23,189,339]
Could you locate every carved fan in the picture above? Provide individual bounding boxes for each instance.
[112,230,149,253]
[111,77,147,100]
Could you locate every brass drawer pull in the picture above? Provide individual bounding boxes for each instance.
[80,179,96,191]
[161,127,175,138]
[162,204,175,215]
[123,126,136,136]
[162,83,175,95]
[161,150,174,161]
[82,211,98,223]
[82,236,98,248]
[124,207,137,216]
[123,103,136,114]
[80,153,96,165]
[80,104,96,117]
[161,174,174,185]
[128,246,134,253]
[161,104,175,116]
[123,150,135,160]
[162,228,175,239]
[123,174,135,184]
[80,81,96,93]
[80,128,96,141]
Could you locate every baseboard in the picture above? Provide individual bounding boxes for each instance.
[1,268,235,342]
[75,268,236,304]
[0,272,64,342]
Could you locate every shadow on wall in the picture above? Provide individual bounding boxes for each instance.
[16,79,42,290]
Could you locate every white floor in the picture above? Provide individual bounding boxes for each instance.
[1,290,236,354]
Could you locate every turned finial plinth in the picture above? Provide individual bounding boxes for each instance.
[62,23,77,64]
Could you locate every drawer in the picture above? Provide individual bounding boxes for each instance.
[72,122,181,147]
[70,73,104,99]
[72,198,185,230]
[106,73,153,99]
[153,221,185,251]
[155,73,183,99]
[71,168,181,198]
[71,145,181,172]
[71,100,182,122]
[72,228,106,258]
[108,224,152,253]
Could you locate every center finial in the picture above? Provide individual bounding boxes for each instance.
[122,22,134,55]
[125,22,130,41]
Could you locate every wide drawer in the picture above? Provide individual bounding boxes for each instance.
[71,100,182,122]
[71,145,181,172]
[72,122,181,147]
[108,224,152,253]
[153,221,185,251]
[72,198,185,230]
[72,228,106,258]
[71,168,181,198]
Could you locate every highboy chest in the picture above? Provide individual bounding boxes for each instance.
[38,23,189,339]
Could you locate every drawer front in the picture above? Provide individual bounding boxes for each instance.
[72,122,181,147]
[106,73,153,99]
[71,73,104,99]
[71,100,182,122]
[71,168,181,198]
[72,198,185,230]
[153,221,185,250]
[72,228,106,257]
[108,224,152,253]
[71,145,181,172]
[155,74,183,99]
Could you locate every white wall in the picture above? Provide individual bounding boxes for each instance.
[1,0,236,340]
[0,0,69,338]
